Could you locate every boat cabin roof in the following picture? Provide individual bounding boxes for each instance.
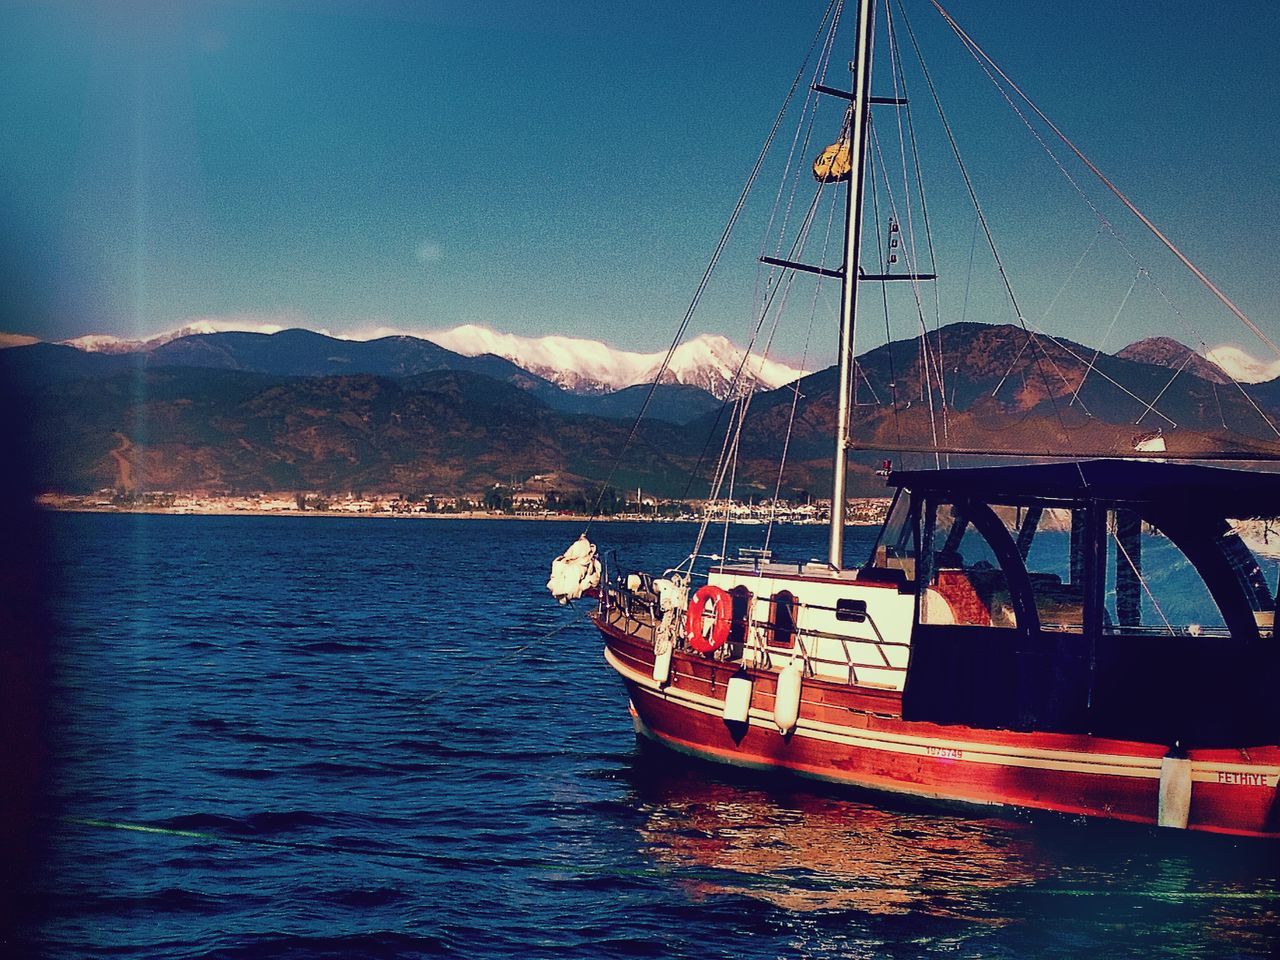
[889,459,1280,517]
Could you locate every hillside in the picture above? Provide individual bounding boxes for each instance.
[8,321,1280,498]
[18,367,701,497]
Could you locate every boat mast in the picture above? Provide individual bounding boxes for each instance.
[827,0,877,569]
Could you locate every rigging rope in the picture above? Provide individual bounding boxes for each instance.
[930,0,1280,440]
[868,154,905,450]
[1111,524,1177,636]
[758,0,846,304]
[993,233,1102,415]
[941,11,1278,440]
[419,607,585,705]
[689,174,834,560]
[929,0,1280,365]
[868,121,942,463]
[932,9,1195,432]
[582,0,841,533]
[1069,268,1141,410]
[905,0,1213,438]
[894,0,1071,440]
[941,14,1276,439]
[55,816,1280,898]
[763,186,840,555]
[885,1,948,460]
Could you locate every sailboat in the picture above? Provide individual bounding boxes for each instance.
[554,0,1280,837]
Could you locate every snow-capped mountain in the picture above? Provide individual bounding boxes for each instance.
[1205,344,1280,384]
[60,318,297,354]
[40,319,805,399]
[425,324,805,399]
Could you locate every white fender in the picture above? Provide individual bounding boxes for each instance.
[1158,754,1192,829]
[652,642,673,685]
[723,674,753,723]
[774,661,803,735]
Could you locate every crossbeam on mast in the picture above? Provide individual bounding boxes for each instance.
[759,255,936,283]
[759,255,842,279]
[812,83,907,106]
[859,271,937,281]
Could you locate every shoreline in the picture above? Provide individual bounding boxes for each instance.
[33,504,871,525]
[35,493,887,525]
[38,505,636,522]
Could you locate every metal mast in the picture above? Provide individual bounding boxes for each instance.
[827,0,877,569]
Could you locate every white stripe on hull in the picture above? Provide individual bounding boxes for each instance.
[626,699,1005,807]
[605,646,1280,788]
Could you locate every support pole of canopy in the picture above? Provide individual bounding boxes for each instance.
[828,0,877,569]
[1116,510,1142,629]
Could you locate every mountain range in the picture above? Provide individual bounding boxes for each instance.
[52,323,806,399]
[4,321,1279,498]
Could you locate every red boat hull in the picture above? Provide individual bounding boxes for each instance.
[599,617,1280,838]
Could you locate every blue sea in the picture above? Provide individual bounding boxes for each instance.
[21,513,1280,958]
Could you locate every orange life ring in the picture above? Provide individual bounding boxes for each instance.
[686,584,732,654]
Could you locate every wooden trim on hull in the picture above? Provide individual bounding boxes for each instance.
[598,621,1280,838]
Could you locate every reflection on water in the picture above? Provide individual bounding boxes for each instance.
[629,749,1045,920]
[623,745,1280,957]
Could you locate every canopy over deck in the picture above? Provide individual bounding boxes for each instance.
[889,459,1280,517]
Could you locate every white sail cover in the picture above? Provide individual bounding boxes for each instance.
[547,535,602,604]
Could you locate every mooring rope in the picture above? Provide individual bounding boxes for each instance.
[418,606,586,706]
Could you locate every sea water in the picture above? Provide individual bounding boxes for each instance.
[21,513,1280,958]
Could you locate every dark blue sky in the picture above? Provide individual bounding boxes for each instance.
[3,0,1277,367]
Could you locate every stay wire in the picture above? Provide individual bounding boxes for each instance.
[867,147,905,451]
[695,182,831,549]
[933,0,1280,440]
[1070,268,1141,410]
[884,3,945,463]
[683,184,827,519]
[583,0,841,534]
[867,122,941,460]
[888,0,951,450]
[763,178,841,553]
[990,232,1102,414]
[897,1,1071,440]
[716,5,848,552]
[930,0,1280,364]
[947,16,1236,433]
[936,10,1185,430]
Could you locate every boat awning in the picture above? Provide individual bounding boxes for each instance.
[888,459,1280,518]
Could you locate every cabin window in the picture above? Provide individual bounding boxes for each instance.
[991,504,1085,633]
[1103,509,1223,636]
[728,585,754,647]
[865,489,917,585]
[922,501,1016,628]
[836,598,867,623]
[1223,520,1277,638]
[769,591,799,648]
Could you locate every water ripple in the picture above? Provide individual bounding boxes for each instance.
[30,514,1280,959]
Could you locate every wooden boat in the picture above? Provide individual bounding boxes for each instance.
[569,0,1280,837]
[595,459,1280,836]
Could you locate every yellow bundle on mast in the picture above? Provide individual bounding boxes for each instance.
[813,134,851,182]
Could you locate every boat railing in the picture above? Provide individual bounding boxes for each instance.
[601,577,909,686]
[741,613,910,686]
